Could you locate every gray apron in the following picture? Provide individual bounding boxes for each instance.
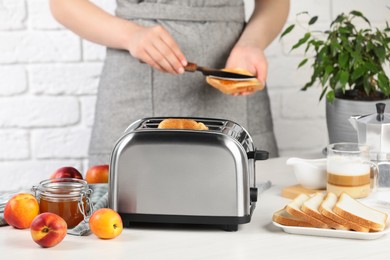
[89,0,279,165]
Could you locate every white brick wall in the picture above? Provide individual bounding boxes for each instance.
[0,0,388,191]
[29,63,102,95]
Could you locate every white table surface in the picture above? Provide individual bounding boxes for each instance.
[1,157,390,260]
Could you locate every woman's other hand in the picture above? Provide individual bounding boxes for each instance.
[127,24,187,74]
[225,0,289,96]
[225,43,267,96]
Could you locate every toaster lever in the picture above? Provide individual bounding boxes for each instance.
[250,187,258,202]
[247,150,269,161]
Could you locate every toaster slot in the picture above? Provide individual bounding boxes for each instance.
[141,119,161,128]
[127,117,255,148]
[135,117,252,147]
[139,118,227,131]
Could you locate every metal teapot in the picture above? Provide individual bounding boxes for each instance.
[349,103,390,160]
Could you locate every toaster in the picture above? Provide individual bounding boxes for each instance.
[109,117,268,231]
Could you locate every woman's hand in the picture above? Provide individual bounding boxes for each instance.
[224,0,289,96]
[49,0,186,75]
[127,24,187,74]
[225,43,268,96]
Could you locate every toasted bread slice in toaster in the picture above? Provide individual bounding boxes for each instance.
[158,118,208,130]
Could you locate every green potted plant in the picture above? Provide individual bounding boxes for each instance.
[281,10,390,143]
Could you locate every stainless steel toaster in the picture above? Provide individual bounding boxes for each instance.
[109,117,268,231]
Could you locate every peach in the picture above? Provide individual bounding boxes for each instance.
[30,213,67,248]
[89,208,123,239]
[4,193,39,229]
[50,166,83,180]
[85,165,109,184]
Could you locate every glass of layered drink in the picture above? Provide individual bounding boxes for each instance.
[327,143,378,199]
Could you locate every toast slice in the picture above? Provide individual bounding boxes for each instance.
[301,193,348,230]
[333,192,388,232]
[206,68,264,95]
[285,193,329,228]
[157,118,208,130]
[319,192,369,232]
[273,207,313,227]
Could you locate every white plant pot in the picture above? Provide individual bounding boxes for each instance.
[326,98,390,144]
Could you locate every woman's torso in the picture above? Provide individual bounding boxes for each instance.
[88,0,278,165]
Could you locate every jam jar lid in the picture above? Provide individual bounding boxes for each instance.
[35,178,89,198]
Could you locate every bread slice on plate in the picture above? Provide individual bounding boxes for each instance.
[319,192,369,232]
[285,193,329,228]
[333,192,388,232]
[301,193,348,230]
[273,207,313,227]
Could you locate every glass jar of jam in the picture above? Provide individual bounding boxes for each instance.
[33,178,93,228]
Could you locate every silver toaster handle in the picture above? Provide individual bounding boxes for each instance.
[247,150,268,203]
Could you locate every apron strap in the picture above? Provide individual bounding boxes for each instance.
[116,2,245,22]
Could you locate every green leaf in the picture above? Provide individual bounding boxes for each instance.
[330,39,341,56]
[311,40,324,52]
[317,45,329,63]
[363,77,371,95]
[351,52,363,65]
[350,10,363,16]
[321,65,334,86]
[351,66,366,81]
[373,46,386,62]
[338,52,348,69]
[298,58,308,68]
[366,40,374,51]
[319,87,328,101]
[291,33,311,50]
[385,21,390,32]
[355,33,364,52]
[339,27,351,34]
[364,62,379,73]
[345,21,356,32]
[326,90,335,103]
[329,71,341,90]
[280,24,295,39]
[331,14,346,27]
[378,72,390,95]
[301,73,317,91]
[304,41,312,53]
[339,70,349,86]
[350,10,371,25]
[308,16,318,25]
[340,36,353,52]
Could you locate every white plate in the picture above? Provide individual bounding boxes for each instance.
[272,221,390,240]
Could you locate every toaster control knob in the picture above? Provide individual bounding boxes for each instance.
[250,188,258,202]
